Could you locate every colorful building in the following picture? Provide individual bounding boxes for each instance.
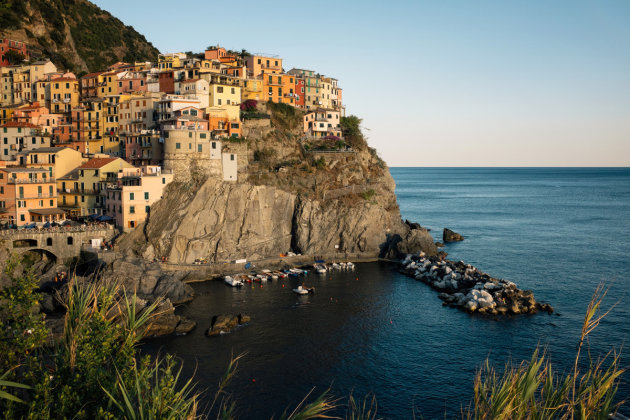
[103,166,173,230]
[1,122,51,161]
[57,157,133,217]
[245,54,283,77]
[0,39,29,66]
[49,76,80,114]
[0,167,63,226]
[303,108,342,138]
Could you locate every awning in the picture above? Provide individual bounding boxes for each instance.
[28,208,67,216]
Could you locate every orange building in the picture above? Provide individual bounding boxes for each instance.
[264,73,296,105]
[0,167,64,226]
[245,54,283,77]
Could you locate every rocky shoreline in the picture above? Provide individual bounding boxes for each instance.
[400,253,553,316]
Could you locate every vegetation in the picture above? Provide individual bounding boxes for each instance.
[224,136,248,144]
[3,49,25,65]
[267,101,302,130]
[465,283,625,419]
[0,0,160,72]
[243,112,271,120]
[360,189,375,201]
[0,257,198,419]
[254,147,277,167]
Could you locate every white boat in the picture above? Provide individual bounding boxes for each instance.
[292,285,311,295]
[332,263,341,270]
[289,268,307,276]
[224,276,243,287]
[346,262,355,270]
[314,263,327,274]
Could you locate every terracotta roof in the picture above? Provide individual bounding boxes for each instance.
[81,71,104,79]
[78,157,118,169]
[182,78,202,83]
[0,121,40,128]
[50,77,78,82]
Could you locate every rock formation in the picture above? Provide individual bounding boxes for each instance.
[205,313,251,336]
[117,106,436,265]
[443,228,464,242]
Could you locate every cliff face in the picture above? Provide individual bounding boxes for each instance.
[0,0,159,73]
[119,104,436,263]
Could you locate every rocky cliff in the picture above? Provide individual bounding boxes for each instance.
[119,104,436,264]
[0,0,159,73]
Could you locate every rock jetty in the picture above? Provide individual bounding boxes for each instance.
[400,253,553,316]
[205,313,251,336]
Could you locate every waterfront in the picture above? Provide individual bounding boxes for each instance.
[143,167,630,418]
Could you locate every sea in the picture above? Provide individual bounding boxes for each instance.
[143,167,630,419]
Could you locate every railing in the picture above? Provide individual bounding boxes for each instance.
[8,177,56,184]
[58,188,100,195]
[0,224,115,238]
[17,193,56,199]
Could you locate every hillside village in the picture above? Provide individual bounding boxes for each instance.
[0,41,347,232]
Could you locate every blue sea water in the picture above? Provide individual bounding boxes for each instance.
[144,167,630,419]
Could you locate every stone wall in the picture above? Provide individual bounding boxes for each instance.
[0,226,116,262]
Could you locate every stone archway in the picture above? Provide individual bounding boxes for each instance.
[20,248,58,274]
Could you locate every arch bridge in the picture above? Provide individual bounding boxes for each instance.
[1,226,116,262]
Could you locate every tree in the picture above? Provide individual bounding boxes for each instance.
[4,50,25,65]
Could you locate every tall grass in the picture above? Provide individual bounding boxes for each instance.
[467,283,626,419]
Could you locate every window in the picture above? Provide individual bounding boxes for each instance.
[145,205,150,213]
[162,177,166,184]
[230,154,234,161]
[47,238,53,246]
[144,192,149,200]
[67,237,73,245]
[231,87,235,94]
[218,99,222,105]
[217,86,223,93]
[212,142,216,149]
[175,142,180,149]
[200,133,206,139]
[129,206,135,214]
[189,143,192,149]
[130,192,134,200]
[198,144,202,152]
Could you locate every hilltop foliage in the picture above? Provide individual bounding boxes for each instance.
[0,0,160,72]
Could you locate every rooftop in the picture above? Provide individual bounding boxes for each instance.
[78,157,118,169]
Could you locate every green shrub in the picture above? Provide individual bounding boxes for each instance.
[360,189,375,200]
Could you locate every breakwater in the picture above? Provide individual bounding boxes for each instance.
[400,253,553,315]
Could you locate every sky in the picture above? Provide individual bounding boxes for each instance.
[91,0,630,167]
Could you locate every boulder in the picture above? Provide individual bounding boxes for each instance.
[145,299,181,337]
[443,228,464,242]
[205,313,250,336]
[175,317,197,335]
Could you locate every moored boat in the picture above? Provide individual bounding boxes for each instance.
[224,276,243,287]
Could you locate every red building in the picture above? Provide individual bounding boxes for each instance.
[294,77,305,108]
[0,39,29,66]
[158,71,175,94]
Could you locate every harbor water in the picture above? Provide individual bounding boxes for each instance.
[143,167,630,419]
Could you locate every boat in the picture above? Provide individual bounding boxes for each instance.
[260,269,278,279]
[273,270,287,278]
[346,262,355,270]
[292,285,314,295]
[224,276,243,287]
[331,263,341,270]
[314,263,327,274]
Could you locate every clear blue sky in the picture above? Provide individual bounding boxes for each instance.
[92,0,630,166]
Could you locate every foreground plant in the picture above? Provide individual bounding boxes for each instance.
[0,263,199,419]
[467,283,625,420]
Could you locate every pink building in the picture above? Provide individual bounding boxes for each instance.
[104,166,174,230]
[117,71,148,94]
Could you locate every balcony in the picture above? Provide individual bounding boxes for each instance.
[9,177,56,184]
[58,188,100,195]
[17,193,56,199]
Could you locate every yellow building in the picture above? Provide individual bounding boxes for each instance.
[0,106,14,126]
[17,146,85,179]
[209,83,241,107]
[57,157,133,216]
[241,78,263,101]
[49,77,80,113]
[158,53,187,71]
[97,71,122,98]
